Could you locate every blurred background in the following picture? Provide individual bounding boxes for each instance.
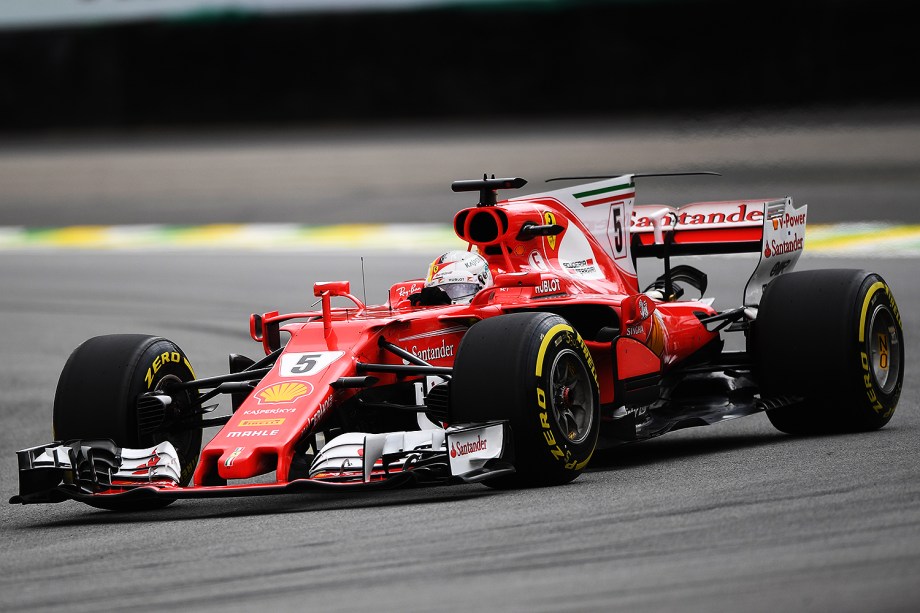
[1,0,918,131]
[1,0,919,233]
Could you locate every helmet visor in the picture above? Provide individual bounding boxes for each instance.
[440,282,482,301]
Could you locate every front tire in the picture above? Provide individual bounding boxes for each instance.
[53,334,202,510]
[451,313,600,487]
[754,269,904,434]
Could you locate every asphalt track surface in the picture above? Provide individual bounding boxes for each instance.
[2,111,919,612]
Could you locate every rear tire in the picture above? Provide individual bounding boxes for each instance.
[754,269,903,434]
[53,334,202,510]
[451,313,600,487]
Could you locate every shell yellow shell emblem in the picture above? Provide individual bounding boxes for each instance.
[543,211,558,250]
[256,381,313,404]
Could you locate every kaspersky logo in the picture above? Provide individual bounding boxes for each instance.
[256,381,313,404]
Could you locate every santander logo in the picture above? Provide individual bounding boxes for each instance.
[451,435,487,458]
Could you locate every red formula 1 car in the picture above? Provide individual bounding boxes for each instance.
[12,174,904,510]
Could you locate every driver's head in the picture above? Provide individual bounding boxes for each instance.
[424,250,493,304]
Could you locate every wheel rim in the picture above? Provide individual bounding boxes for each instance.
[155,374,197,440]
[149,373,200,483]
[549,349,595,445]
[868,305,901,394]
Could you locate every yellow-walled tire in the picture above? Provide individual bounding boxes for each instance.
[53,334,202,510]
[451,313,599,487]
[754,270,904,434]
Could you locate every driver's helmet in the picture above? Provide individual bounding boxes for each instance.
[424,250,493,304]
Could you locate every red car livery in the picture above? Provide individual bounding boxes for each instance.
[12,173,904,510]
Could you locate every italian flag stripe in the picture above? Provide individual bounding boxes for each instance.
[581,191,636,207]
[573,182,635,199]
[574,182,635,206]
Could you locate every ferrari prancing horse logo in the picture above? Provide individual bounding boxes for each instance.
[543,211,558,250]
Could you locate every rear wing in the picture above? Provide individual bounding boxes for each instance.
[510,174,806,306]
[632,200,769,257]
[631,197,807,306]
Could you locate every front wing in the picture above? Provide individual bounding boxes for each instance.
[11,422,514,506]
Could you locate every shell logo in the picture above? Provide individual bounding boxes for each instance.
[256,381,313,404]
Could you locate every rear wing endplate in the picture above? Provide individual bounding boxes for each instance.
[631,197,807,306]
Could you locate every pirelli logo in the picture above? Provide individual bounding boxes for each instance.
[237,418,285,427]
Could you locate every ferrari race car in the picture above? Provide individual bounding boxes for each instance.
[12,173,904,511]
